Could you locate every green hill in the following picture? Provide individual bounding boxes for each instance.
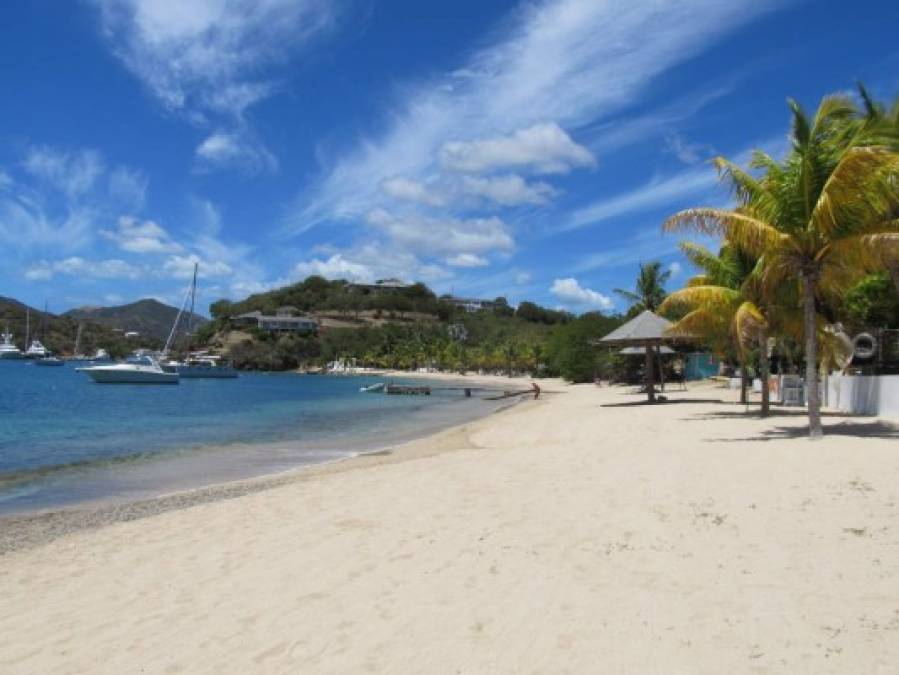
[0,297,160,357]
[200,276,624,380]
[64,299,207,341]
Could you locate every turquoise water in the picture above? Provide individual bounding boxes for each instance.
[0,362,497,514]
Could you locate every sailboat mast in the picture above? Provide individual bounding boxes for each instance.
[75,322,84,356]
[25,307,30,345]
[186,263,198,355]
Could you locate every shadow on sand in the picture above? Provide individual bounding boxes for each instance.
[600,398,723,408]
[705,420,899,442]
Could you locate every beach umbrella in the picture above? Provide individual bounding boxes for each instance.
[595,310,682,402]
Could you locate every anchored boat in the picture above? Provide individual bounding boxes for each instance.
[77,355,179,384]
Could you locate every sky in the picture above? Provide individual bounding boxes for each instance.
[1,0,898,316]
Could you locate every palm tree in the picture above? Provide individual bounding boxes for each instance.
[614,261,671,312]
[660,242,773,413]
[665,93,899,438]
[857,84,899,294]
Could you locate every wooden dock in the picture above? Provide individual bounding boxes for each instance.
[385,384,432,396]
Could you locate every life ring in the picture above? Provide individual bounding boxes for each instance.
[852,332,877,360]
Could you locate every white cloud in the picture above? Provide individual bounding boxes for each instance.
[26,256,143,281]
[441,123,594,175]
[195,130,278,173]
[0,196,95,252]
[460,174,556,206]
[93,0,342,117]
[380,177,445,206]
[565,166,715,232]
[572,228,684,274]
[664,134,713,164]
[562,136,787,234]
[107,166,148,209]
[2,146,151,253]
[23,147,104,199]
[293,253,373,283]
[515,271,532,285]
[550,277,613,310]
[162,253,233,279]
[101,215,183,254]
[367,208,514,257]
[446,253,489,268]
[293,243,451,286]
[292,0,784,230]
[668,261,683,278]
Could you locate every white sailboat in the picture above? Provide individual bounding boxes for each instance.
[160,263,238,379]
[23,304,50,359]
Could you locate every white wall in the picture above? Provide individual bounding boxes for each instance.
[825,375,899,418]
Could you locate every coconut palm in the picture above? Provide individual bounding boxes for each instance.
[664,93,899,438]
[614,261,671,312]
[660,242,774,414]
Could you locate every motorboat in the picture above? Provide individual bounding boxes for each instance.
[77,355,179,384]
[24,339,49,359]
[161,355,238,379]
[0,328,24,359]
[34,354,65,367]
[359,382,386,393]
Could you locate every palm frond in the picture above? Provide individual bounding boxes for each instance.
[810,146,899,239]
[664,208,788,257]
[732,301,767,354]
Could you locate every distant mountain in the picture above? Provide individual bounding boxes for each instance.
[64,299,208,341]
[0,297,154,357]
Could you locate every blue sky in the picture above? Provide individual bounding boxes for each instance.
[2,0,898,315]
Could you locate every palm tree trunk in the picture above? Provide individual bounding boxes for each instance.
[645,346,656,403]
[738,355,748,405]
[890,265,899,298]
[759,326,770,418]
[803,273,823,439]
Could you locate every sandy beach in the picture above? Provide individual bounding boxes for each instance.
[2,378,898,674]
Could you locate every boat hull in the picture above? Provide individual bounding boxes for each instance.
[0,352,25,360]
[34,359,65,367]
[161,364,238,378]
[77,367,179,384]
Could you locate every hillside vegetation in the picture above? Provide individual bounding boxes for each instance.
[65,299,207,341]
[199,276,624,380]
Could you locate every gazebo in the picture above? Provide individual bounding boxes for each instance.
[596,310,679,402]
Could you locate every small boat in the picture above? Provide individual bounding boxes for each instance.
[0,328,24,359]
[77,356,179,384]
[360,382,386,393]
[24,339,49,359]
[34,354,65,366]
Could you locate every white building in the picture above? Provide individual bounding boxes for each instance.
[235,310,317,334]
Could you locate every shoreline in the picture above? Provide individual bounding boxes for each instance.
[4,380,897,673]
[0,373,540,555]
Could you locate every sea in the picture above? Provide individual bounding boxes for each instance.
[0,362,505,515]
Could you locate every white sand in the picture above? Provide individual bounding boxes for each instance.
[2,380,898,674]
